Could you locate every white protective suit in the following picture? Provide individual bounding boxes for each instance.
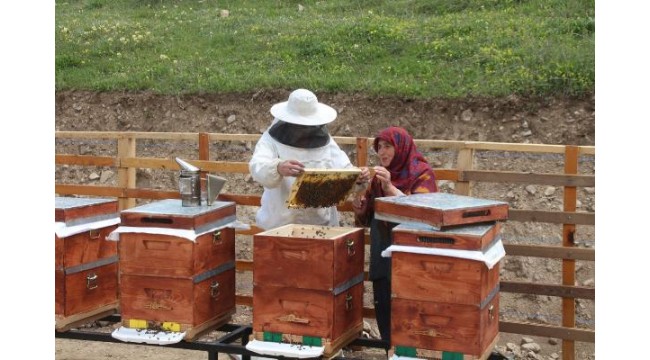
[249,129,353,230]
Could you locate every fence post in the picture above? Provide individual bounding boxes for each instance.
[199,132,210,193]
[455,147,474,196]
[117,135,136,210]
[562,145,578,360]
[356,137,369,167]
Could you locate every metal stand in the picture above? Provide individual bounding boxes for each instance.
[55,315,508,360]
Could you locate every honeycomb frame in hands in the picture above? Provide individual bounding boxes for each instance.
[286,168,362,209]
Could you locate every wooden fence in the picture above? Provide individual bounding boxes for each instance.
[55,131,595,360]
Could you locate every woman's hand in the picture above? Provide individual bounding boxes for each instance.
[277,160,305,177]
[351,195,367,214]
[373,166,403,196]
[356,167,372,184]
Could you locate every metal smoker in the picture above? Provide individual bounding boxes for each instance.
[175,157,226,207]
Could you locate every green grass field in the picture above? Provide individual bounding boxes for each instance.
[55,0,594,98]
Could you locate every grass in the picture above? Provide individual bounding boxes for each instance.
[55,0,594,98]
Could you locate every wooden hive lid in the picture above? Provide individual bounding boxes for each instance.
[55,196,119,225]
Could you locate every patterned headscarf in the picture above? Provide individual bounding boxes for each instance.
[372,126,438,195]
[355,127,438,227]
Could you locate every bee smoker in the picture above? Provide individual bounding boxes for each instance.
[175,157,227,207]
[175,158,202,206]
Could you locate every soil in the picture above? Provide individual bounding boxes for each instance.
[54,90,596,360]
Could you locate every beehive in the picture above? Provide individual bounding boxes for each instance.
[252,224,365,357]
[55,196,120,331]
[116,199,237,340]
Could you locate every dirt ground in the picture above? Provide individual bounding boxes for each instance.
[54,90,595,360]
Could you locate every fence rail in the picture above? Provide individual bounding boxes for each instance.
[55,131,596,359]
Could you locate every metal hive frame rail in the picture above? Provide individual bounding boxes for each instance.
[55,131,595,360]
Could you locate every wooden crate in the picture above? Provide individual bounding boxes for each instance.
[253,224,364,291]
[120,265,236,340]
[389,334,500,360]
[391,252,500,306]
[391,291,499,357]
[252,282,364,358]
[375,193,508,229]
[392,222,501,251]
[55,197,120,331]
[119,227,235,278]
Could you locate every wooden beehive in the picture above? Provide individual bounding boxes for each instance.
[252,224,365,357]
[55,197,120,331]
[117,199,237,340]
[375,192,508,229]
[389,220,503,357]
[391,292,499,358]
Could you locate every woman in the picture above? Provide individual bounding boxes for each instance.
[352,126,438,343]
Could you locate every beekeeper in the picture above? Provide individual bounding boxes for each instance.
[249,88,364,230]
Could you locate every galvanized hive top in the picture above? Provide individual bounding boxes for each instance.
[55,196,117,209]
[377,192,508,210]
[121,199,233,216]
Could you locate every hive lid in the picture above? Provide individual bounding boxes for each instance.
[55,196,119,225]
[121,199,233,216]
[286,168,361,209]
[375,192,509,228]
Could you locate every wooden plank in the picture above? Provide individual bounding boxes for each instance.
[503,244,594,261]
[500,281,594,299]
[562,145,579,360]
[119,157,250,173]
[55,154,117,167]
[509,209,594,225]
[455,148,474,196]
[461,170,595,187]
[412,139,595,155]
[235,225,265,236]
[236,294,253,307]
[356,137,369,167]
[207,133,261,142]
[199,132,210,194]
[124,188,178,199]
[431,168,459,181]
[236,259,254,272]
[117,137,136,210]
[499,321,594,343]
[56,184,123,197]
[217,193,261,206]
[57,131,594,155]
[56,131,198,140]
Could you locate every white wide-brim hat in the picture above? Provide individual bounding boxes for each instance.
[270,89,337,126]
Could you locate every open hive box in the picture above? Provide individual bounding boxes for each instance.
[286,168,361,209]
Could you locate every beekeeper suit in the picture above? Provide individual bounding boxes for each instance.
[249,89,354,230]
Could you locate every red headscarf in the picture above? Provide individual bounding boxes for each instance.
[356,127,437,226]
[372,126,438,195]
